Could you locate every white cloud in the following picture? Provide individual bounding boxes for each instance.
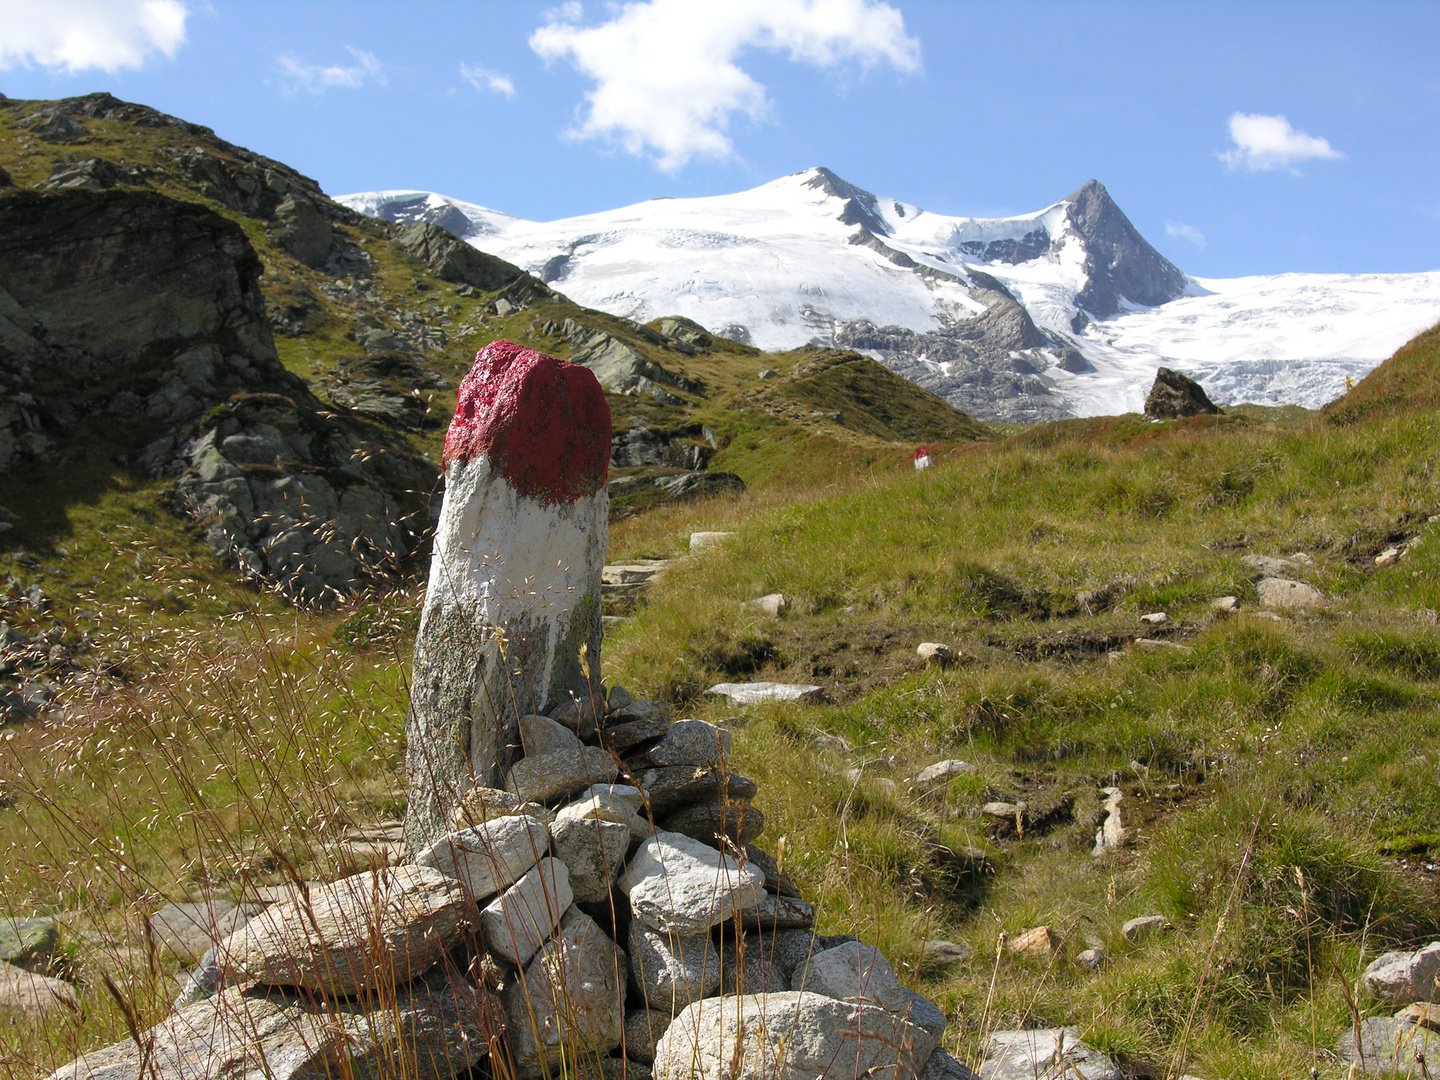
[1220,112,1345,173]
[275,46,385,94]
[460,62,515,99]
[529,0,921,172]
[1165,220,1205,248]
[0,0,188,73]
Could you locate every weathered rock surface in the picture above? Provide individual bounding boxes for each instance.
[519,713,584,756]
[1338,1015,1440,1077]
[745,892,816,932]
[479,857,573,968]
[550,816,630,904]
[719,937,789,995]
[652,991,939,1080]
[406,342,610,851]
[623,1008,672,1064]
[979,1028,1121,1080]
[0,916,58,969]
[149,900,262,963]
[795,943,912,1013]
[394,222,523,291]
[48,975,500,1080]
[619,831,765,934]
[1144,367,1219,419]
[452,786,528,828]
[633,719,731,769]
[217,866,469,995]
[921,1048,982,1080]
[705,682,824,706]
[1008,925,1063,960]
[742,845,801,898]
[0,960,78,1017]
[1363,942,1440,1006]
[414,814,550,901]
[628,923,721,1010]
[659,800,764,847]
[1257,577,1324,609]
[630,765,758,814]
[770,930,858,981]
[507,746,621,803]
[556,789,652,840]
[502,908,627,1078]
[914,759,973,785]
[920,939,972,971]
[1121,915,1170,944]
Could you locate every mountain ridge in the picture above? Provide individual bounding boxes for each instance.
[341,169,1440,422]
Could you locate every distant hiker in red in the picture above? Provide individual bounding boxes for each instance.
[914,446,932,470]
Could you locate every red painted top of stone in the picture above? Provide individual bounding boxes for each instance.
[444,340,611,504]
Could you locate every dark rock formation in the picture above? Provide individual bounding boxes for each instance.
[1065,180,1189,321]
[1144,367,1219,419]
[394,223,523,292]
[0,188,434,603]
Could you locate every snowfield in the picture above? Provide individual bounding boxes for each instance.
[340,172,1440,416]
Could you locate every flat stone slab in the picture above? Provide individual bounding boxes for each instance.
[618,830,765,934]
[633,719,731,769]
[979,1028,1121,1080]
[705,682,823,706]
[48,974,499,1080]
[413,813,550,901]
[630,765,758,814]
[1257,576,1324,609]
[218,866,468,995]
[913,759,974,785]
[479,857,573,968]
[653,991,939,1080]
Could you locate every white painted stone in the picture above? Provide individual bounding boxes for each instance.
[479,857,573,968]
[413,814,550,901]
[406,448,607,850]
[618,830,765,934]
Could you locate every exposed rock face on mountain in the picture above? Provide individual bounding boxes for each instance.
[0,187,433,603]
[394,223,525,292]
[1063,180,1188,324]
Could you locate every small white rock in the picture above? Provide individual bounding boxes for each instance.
[1140,612,1168,625]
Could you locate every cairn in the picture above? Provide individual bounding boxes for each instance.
[50,342,967,1080]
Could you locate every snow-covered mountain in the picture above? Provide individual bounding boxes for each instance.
[340,170,1440,421]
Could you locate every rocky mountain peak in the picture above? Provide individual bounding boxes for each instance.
[801,166,891,237]
[1063,178,1188,321]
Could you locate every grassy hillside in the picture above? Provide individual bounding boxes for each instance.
[1325,319,1440,427]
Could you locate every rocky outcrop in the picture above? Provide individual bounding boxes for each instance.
[1144,367,1219,419]
[1064,180,1189,321]
[394,222,524,292]
[0,187,435,604]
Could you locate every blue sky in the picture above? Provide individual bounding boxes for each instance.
[1,0,1436,278]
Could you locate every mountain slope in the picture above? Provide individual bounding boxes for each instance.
[343,170,1440,421]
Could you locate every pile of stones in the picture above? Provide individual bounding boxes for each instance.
[52,695,970,1080]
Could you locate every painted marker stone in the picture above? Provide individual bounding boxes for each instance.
[406,341,611,851]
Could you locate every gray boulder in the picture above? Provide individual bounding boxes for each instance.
[0,960,78,1017]
[719,937,789,996]
[49,975,500,1080]
[630,765,758,814]
[479,858,573,968]
[502,908,628,1078]
[506,746,620,803]
[978,1028,1121,1080]
[550,816,630,904]
[270,195,332,268]
[652,991,938,1080]
[793,943,912,1013]
[217,866,469,995]
[394,222,522,291]
[623,1008,672,1064]
[659,800,764,848]
[0,916,58,969]
[633,719,731,769]
[1144,367,1218,420]
[920,1049,981,1080]
[1338,1015,1440,1077]
[628,923,720,1010]
[1257,577,1324,609]
[618,830,765,934]
[413,814,551,901]
[1363,942,1440,1006]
